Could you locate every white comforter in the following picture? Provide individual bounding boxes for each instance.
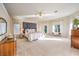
[28,32,45,41]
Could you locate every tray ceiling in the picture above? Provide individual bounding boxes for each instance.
[4,3,79,20]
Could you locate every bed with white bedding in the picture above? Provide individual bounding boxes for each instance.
[28,32,45,41]
[25,29,45,41]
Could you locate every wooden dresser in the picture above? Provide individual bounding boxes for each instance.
[0,38,16,56]
[71,30,79,49]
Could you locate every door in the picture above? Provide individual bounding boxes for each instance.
[44,25,47,33]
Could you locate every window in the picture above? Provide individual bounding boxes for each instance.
[57,25,60,32]
[52,25,60,33]
[78,25,79,28]
[14,24,20,34]
[0,23,6,35]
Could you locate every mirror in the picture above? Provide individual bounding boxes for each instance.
[0,17,7,36]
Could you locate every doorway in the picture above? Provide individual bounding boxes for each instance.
[44,25,47,33]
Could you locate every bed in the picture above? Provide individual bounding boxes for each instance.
[25,29,45,41]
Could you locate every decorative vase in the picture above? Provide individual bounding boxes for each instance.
[73,25,77,30]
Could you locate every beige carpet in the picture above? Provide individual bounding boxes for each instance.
[16,37,79,56]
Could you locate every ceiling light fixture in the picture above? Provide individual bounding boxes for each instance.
[38,11,42,16]
[54,10,58,13]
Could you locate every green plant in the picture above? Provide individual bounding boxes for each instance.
[73,18,79,26]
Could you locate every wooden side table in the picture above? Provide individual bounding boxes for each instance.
[71,30,79,49]
[0,38,16,56]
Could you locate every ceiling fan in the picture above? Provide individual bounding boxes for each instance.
[17,10,58,19]
[37,11,43,16]
[21,11,44,18]
[33,10,44,17]
[16,10,58,19]
[35,10,58,17]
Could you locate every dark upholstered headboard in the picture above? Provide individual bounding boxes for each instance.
[23,22,37,29]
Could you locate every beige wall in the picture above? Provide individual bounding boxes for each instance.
[0,4,13,35]
[14,17,72,38]
[13,19,38,34]
[37,17,72,38]
[0,3,79,38]
[13,11,79,38]
[50,19,71,38]
[36,11,79,38]
[37,21,50,34]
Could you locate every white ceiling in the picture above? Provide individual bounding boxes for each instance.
[4,3,79,21]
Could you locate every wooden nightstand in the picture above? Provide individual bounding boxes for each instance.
[0,38,16,56]
[71,30,79,49]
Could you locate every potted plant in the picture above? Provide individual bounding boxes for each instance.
[73,18,79,30]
